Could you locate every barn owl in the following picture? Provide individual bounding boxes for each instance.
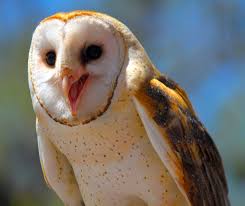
[28,11,230,206]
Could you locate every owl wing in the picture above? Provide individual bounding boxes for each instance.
[36,120,84,206]
[133,75,230,206]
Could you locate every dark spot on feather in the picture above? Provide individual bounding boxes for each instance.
[158,75,178,90]
[153,106,170,126]
[145,83,171,126]
[146,84,167,103]
[166,118,185,145]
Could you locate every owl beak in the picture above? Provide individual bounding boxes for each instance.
[60,68,89,116]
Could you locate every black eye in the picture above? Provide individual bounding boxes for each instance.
[45,51,56,67]
[83,45,102,62]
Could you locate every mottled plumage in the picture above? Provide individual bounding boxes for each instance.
[134,76,230,206]
[28,11,230,206]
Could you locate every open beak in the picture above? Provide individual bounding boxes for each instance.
[61,68,89,116]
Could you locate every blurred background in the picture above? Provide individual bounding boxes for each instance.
[0,0,244,205]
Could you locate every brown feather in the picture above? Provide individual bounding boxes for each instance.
[42,10,107,23]
[135,75,230,206]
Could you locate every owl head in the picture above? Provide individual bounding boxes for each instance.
[29,11,153,126]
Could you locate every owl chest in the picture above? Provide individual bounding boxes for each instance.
[65,120,169,205]
[45,104,185,205]
[48,103,149,164]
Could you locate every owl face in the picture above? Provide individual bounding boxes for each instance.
[29,14,125,126]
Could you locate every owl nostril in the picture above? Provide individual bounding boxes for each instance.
[60,67,73,79]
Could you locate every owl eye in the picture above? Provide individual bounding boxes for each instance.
[45,51,56,67]
[83,45,103,63]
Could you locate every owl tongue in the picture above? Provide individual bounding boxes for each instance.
[68,74,89,115]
